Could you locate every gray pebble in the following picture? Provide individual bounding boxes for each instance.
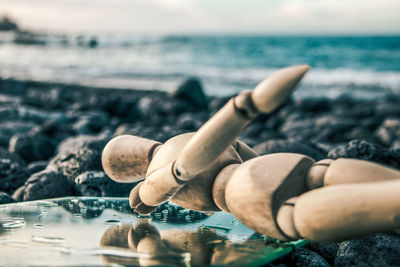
[23,170,73,201]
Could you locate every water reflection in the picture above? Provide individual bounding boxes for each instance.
[0,197,306,266]
[98,218,289,266]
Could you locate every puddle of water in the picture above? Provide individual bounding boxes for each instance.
[0,197,307,266]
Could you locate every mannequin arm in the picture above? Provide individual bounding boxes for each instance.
[132,65,310,213]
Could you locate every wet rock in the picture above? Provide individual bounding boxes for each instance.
[294,98,332,112]
[96,93,139,119]
[151,202,208,223]
[254,139,325,160]
[48,134,109,182]
[328,139,400,169]
[0,94,22,105]
[56,133,110,154]
[257,130,283,141]
[275,248,330,267]
[138,96,189,120]
[315,115,357,130]
[375,102,400,117]
[9,132,55,162]
[74,171,137,197]
[309,242,339,265]
[241,122,265,139]
[114,123,167,143]
[279,118,316,140]
[172,77,208,109]
[0,148,30,193]
[294,248,331,267]
[69,110,110,134]
[0,105,58,123]
[162,98,192,115]
[48,144,103,183]
[0,121,37,147]
[360,116,381,130]
[344,127,378,143]
[208,96,230,113]
[375,118,400,146]
[27,161,48,174]
[23,87,63,109]
[335,233,400,267]
[0,191,16,204]
[176,112,202,130]
[23,170,73,201]
[391,140,400,151]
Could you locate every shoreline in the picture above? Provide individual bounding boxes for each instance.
[0,77,400,265]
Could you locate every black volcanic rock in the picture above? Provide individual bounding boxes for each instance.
[335,233,400,267]
[0,121,37,147]
[23,170,73,201]
[254,139,325,160]
[0,191,16,204]
[172,77,208,109]
[74,171,137,197]
[0,148,29,193]
[9,132,55,162]
[48,134,109,182]
[328,139,400,169]
[27,161,48,174]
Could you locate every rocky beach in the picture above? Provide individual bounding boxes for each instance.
[0,76,399,266]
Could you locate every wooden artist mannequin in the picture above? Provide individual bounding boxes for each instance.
[102,65,400,242]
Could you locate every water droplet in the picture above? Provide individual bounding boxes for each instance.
[33,224,44,229]
[31,235,65,244]
[2,219,26,229]
[232,220,239,225]
[105,219,120,223]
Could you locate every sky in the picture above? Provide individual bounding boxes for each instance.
[1,0,400,35]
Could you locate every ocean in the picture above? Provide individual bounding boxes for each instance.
[0,33,399,99]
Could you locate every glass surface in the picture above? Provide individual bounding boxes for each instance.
[0,197,306,266]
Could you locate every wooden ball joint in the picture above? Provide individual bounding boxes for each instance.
[102,65,400,242]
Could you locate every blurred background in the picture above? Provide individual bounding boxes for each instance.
[0,0,399,98]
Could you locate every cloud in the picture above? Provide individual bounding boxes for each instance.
[0,0,399,34]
